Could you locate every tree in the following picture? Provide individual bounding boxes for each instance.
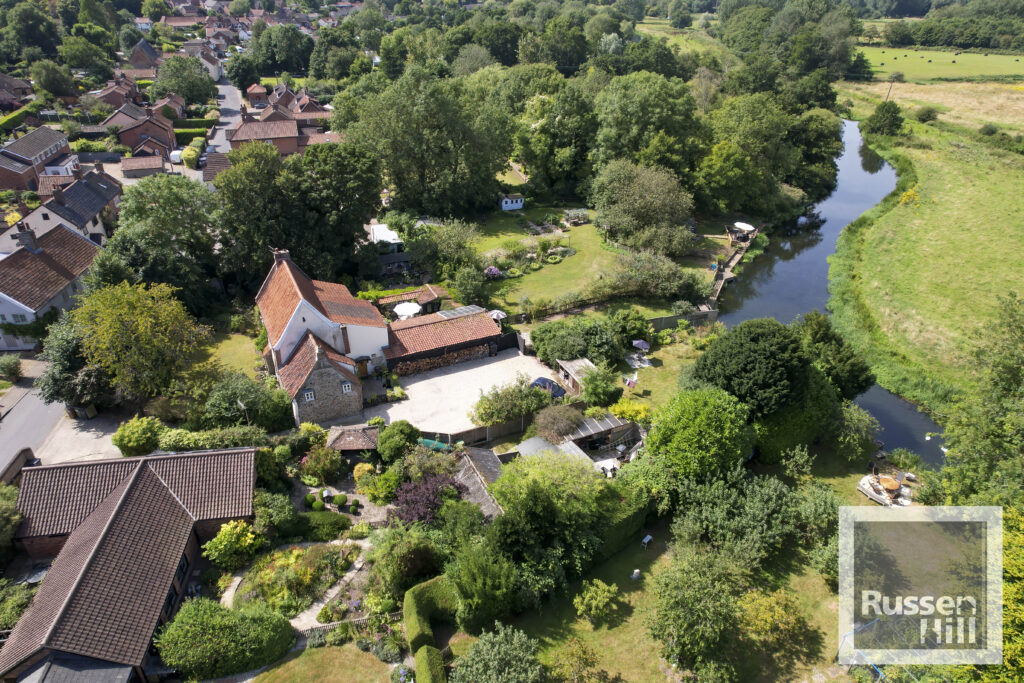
[156,599,294,680]
[300,445,343,486]
[406,220,480,281]
[646,388,754,479]
[250,24,313,73]
[0,485,21,565]
[228,0,250,15]
[112,415,164,456]
[392,474,467,524]
[580,364,621,407]
[142,0,170,20]
[573,579,620,625]
[29,60,76,97]
[253,489,300,540]
[118,24,143,54]
[451,43,495,76]
[592,71,703,178]
[533,404,584,442]
[35,312,113,407]
[59,36,113,80]
[202,519,263,570]
[449,541,520,632]
[449,622,545,683]
[531,317,623,367]
[552,638,606,683]
[345,65,512,215]
[70,282,209,403]
[883,20,914,47]
[590,159,697,257]
[0,355,20,381]
[737,589,805,646]
[451,266,487,306]
[710,92,795,180]
[691,318,811,419]
[100,175,220,314]
[377,419,421,463]
[152,56,217,104]
[669,0,692,28]
[202,372,292,432]
[648,549,739,669]
[863,100,904,136]
[470,374,551,426]
[5,3,61,55]
[696,140,774,214]
[515,83,596,196]
[225,53,260,92]
[518,16,588,76]
[793,311,874,400]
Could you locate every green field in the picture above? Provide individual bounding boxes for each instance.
[260,76,309,88]
[203,333,259,378]
[858,46,1024,82]
[830,91,1024,412]
[255,643,392,682]
[636,18,739,67]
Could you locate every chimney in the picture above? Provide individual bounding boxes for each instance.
[14,223,40,253]
[240,103,250,121]
[52,186,65,205]
[272,248,290,263]
[72,166,83,180]
[94,162,104,174]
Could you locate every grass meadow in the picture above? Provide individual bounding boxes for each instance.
[856,46,1024,82]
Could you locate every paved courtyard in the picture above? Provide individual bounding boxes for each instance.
[362,349,557,433]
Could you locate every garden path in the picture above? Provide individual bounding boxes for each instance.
[289,547,368,630]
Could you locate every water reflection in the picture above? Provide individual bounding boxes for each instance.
[715,120,946,465]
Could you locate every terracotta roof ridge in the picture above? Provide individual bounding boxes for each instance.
[23,447,256,471]
[41,462,145,648]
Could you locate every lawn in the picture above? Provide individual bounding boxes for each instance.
[260,76,308,88]
[0,379,10,397]
[254,643,392,683]
[509,521,675,682]
[636,18,740,68]
[856,46,1024,82]
[476,204,585,254]
[830,89,1024,411]
[204,332,259,377]
[617,339,701,409]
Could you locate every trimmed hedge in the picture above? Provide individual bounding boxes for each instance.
[414,645,445,683]
[175,129,208,145]
[403,575,458,653]
[298,510,351,541]
[594,487,648,562]
[157,425,269,452]
[0,107,28,131]
[172,117,218,129]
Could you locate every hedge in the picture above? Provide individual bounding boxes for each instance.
[298,510,351,541]
[594,487,649,562]
[157,425,269,452]
[172,118,218,129]
[175,129,208,145]
[0,107,28,131]
[414,645,445,683]
[403,575,458,653]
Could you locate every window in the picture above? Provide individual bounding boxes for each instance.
[163,585,179,617]
[0,314,5,322]
[92,217,99,226]
[174,554,189,585]
[342,383,352,394]
[12,314,27,323]
[303,390,315,402]
[41,213,49,220]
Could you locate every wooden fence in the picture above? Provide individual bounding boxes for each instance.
[301,610,403,638]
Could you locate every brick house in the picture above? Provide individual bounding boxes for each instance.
[102,103,176,157]
[0,449,255,681]
[127,38,160,69]
[23,169,122,245]
[0,127,77,191]
[90,74,139,108]
[246,82,268,106]
[256,250,388,424]
[0,225,98,351]
[153,92,185,119]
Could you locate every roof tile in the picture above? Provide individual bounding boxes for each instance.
[0,227,98,311]
[385,312,500,359]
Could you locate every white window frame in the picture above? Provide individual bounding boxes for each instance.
[12,314,27,323]
[342,382,352,394]
[303,390,315,402]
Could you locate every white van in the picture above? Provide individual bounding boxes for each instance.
[169,149,183,164]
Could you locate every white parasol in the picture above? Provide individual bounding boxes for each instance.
[393,301,422,319]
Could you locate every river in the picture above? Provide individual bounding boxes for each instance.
[716,120,946,467]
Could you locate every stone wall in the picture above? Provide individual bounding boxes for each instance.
[294,361,363,423]
[390,344,489,377]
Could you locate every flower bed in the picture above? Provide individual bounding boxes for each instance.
[234,543,357,617]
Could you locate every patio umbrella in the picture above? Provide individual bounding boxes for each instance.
[393,301,422,319]
[489,309,508,320]
[733,221,755,232]
[632,340,650,351]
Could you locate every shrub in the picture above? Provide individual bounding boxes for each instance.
[304,493,316,507]
[333,493,348,506]
[357,468,402,504]
[0,580,35,629]
[913,106,938,123]
[112,416,164,457]
[449,623,545,683]
[235,544,349,616]
[356,637,373,652]
[350,504,359,514]
[979,123,998,136]
[307,630,326,648]
[416,646,445,683]
[312,500,325,511]
[348,522,371,539]
[581,364,622,407]
[299,422,328,448]
[155,599,294,680]
[0,355,21,381]
[546,254,562,264]
[377,420,421,463]
[373,639,404,663]
[202,520,263,571]
[174,128,208,145]
[863,100,903,136]
[470,374,551,426]
[300,445,342,486]
[158,425,269,451]
[353,462,375,482]
[392,474,468,524]
[300,510,351,541]
[533,404,584,441]
[253,489,301,541]
[404,576,459,653]
[608,398,652,426]
[326,622,354,645]
[573,579,620,625]
[367,416,386,427]
[181,146,199,169]
[392,664,416,683]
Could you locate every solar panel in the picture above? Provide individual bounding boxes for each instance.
[437,304,485,320]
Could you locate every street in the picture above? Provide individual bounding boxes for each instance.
[209,79,242,153]
[0,382,65,470]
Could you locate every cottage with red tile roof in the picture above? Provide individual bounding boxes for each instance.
[256,250,387,424]
[0,449,256,681]
[0,224,99,351]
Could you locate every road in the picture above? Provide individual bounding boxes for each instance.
[0,386,65,470]
[209,79,242,153]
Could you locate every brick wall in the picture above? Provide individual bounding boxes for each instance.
[21,534,67,559]
[390,344,489,377]
[294,361,363,423]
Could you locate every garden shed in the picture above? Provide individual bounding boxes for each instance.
[556,357,598,395]
[562,413,636,453]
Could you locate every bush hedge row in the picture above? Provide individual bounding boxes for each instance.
[414,645,445,683]
[403,575,458,653]
[594,485,649,562]
[174,129,208,145]
[172,117,217,129]
[0,107,28,131]
[298,510,351,541]
[157,425,269,452]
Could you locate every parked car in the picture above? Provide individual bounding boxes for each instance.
[530,377,566,399]
[169,149,183,164]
